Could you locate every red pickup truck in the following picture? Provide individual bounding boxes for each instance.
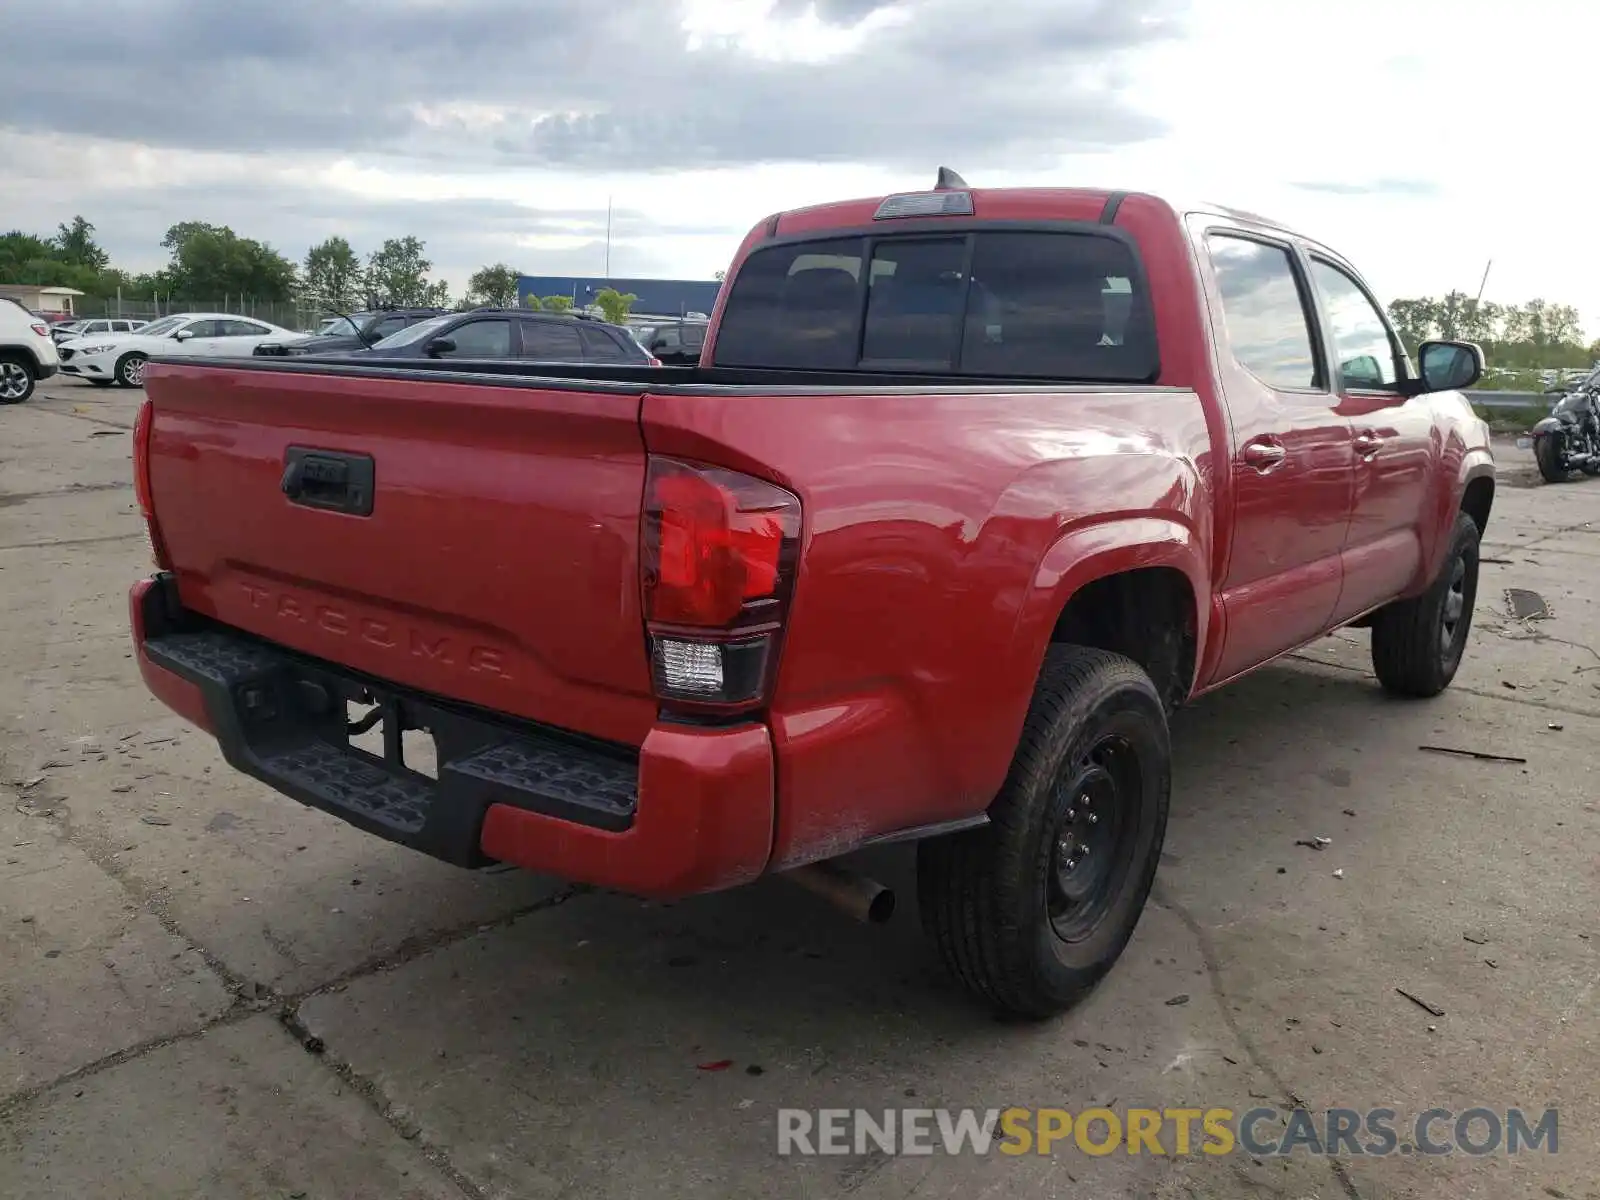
[128,175,1494,1017]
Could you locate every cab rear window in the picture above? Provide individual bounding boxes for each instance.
[711,229,1156,381]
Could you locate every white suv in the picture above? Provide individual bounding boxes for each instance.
[0,299,61,403]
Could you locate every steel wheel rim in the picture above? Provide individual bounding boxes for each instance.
[1440,555,1467,654]
[0,362,28,399]
[1047,735,1141,943]
[123,356,145,386]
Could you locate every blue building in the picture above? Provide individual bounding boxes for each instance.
[516,275,722,318]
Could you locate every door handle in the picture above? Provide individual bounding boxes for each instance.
[1354,431,1383,460]
[1241,439,1287,473]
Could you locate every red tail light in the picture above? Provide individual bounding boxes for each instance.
[641,457,800,712]
[30,323,49,337]
[132,398,172,570]
[647,355,663,368]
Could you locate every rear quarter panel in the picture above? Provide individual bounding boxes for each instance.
[643,386,1214,868]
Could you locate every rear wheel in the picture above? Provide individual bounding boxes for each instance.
[1535,434,1568,483]
[917,645,1170,1018]
[1370,512,1480,698]
[0,354,35,403]
[115,352,148,388]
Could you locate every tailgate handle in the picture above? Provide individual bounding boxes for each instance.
[281,447,375,517]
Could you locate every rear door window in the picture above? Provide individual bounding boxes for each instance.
[578,326,629,361]
[1206,235,1321,391]
[713,231,1154,380]
[519,320,584,360]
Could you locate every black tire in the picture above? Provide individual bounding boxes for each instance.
[917,645,1170,1018]
[1534,434,1568,483]
[114,352,148,389]
[1370,512,1480,698]
[0,353,36,403]
[87,378,113,388]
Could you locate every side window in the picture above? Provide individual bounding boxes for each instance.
[179,320,220,338]
[713,237,865,369]
[1206,234,1321,391]
[519,320,583,360]
[655,328,682,351]
[441,319,511,357]
[220,320,270,336]
[578,327,625,361]
[682,324,706,351]
[85,320,109,334]
[370,315,410,339]
[1309,259,1401,389]
[862,237,967,367]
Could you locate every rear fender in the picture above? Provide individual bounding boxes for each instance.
[1532,417,1564,436]
[1010,515,1210,701]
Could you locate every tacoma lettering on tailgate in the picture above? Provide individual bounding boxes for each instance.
[239,582,511,679]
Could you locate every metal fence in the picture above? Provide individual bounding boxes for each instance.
[72,295,322,333]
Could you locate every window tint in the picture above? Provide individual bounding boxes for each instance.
[370,315,410,339]
[959,233,1146,378]
[1310,259,1400,389]
[655,328,682,351]
[714,232,1153,380]
[714,237,863,369]
[578,326,629,361]
[85,321,109,334]
[682,324,706,350]
[519,320,584,360]
[1206,235,1320,390]
[441,319,511,357]
[862,238,967,367]
[219,320,270,336]
[179,320,222,338]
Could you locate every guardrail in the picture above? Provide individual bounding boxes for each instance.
[1469,391,1547,409]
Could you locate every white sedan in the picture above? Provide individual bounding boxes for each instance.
[57,312,300,388]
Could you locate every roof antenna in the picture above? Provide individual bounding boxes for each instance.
[934,166,968,191]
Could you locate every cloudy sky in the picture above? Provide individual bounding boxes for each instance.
[4,0,1595,331]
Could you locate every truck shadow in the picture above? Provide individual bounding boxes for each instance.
[340,655,1431,1046]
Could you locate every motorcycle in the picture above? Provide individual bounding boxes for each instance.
[1526,366,1600,483]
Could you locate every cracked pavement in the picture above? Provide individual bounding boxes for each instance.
[2,379,1596,1199]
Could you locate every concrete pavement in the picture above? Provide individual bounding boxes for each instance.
[2,376,1595,1199]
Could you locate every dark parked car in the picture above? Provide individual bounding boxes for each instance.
[630,318,708,365]
[253,308,448,357]
[341,309,658,364]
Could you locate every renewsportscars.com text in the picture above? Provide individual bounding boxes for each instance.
[776,1106,1559,1158]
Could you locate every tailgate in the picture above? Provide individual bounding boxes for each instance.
[145,363,657,747]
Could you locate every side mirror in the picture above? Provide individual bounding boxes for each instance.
[424,337,456,357]
[1417,340,1484,393]
[173,329,193,341]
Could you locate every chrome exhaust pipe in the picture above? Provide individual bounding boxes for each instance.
[782,859,896,924]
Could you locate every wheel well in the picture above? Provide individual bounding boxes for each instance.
[1050,567,1197,711]
[1461,476,1494,536]
[0,345,40,370]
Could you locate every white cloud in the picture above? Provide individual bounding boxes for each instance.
[2,0,1595,335]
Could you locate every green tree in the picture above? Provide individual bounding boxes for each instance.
[161,221,297,301]
[54,217,108,271]
[713,269,726,282]
[1386,298,1438,348]
[593,287,638,324]
[539,294,573,312]
[302,236,364,311]
[366,236,450,307]
[465,263,522,308]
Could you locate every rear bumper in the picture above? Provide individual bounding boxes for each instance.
[38,361,59,379]
[129,576,775,896]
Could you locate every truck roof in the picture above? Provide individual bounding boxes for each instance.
[762,170,1297,242]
